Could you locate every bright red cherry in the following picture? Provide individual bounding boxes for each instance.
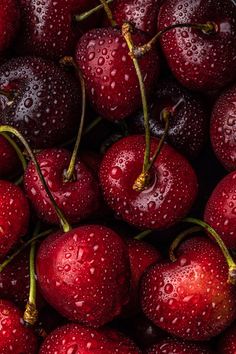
[0,0,20,54]
[0,136,20,179]
[147,337,213,353]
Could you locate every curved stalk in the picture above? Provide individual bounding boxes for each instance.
[134,229,152,241]
[99,0,116,27]
[0,132,27,171]
[74,0,113,22]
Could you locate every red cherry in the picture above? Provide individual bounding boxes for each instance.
[158,0,236,91]
[141,236,236,340]
[218,322,236,354]
[0,180,29,258]
[0,136,19,179]
[36,225,130,327]
[147,337,213,354]
[0,0,20,53]
[204,171,236,249]
[75,27,160,121]
[210,83,236,171]
[39,323,141,353]
[100,135,198,229]
[0,299,37,353]
[24,148,101,225]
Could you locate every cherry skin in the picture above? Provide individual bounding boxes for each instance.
[0,180,29,258]
[36,225,130,327]
[210,83,236,171]
[75,27,160,121]
[0,135,20,179]
[147,338,213,354]
[141,236,236,340]
[158,0,236,91]
[218,322,236,354]
[0,299,37,353]
[39,323,141,353]
[24,148,101,225]
[128,78,208,158]
[0,57,81,149]
[100,135,198,230]
[204,171,236,249]
[0,0,20,54]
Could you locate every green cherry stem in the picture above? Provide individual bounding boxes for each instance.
[0,126,71,233]
[0,132,27,171]
[83,116,102,135]
[134,229,152,241]
[74,0,114,22]
[99,0,117,27]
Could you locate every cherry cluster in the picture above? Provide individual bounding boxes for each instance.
[0,0,235,353]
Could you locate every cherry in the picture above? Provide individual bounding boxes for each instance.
[36,225,130,327]
[128,78,208,158]
[204,171,236,249]
[158,0,236,91]
[24,148,101,225]
[147,337,213,354]
[210,83,236,171]
[39,323,141,353]
[75,27,160,121]
[0,135,20,178]
[0,57,81,149]
[100,135,198,229]
[0,299,37,353]
[0,180,29,258]
[141,236,236,340]
[218,322,236,354]
[0,0,20,54]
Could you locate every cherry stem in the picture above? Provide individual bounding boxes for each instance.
[131,22,217,58]
[183,217,236,285]
[169,226,202,262]
[0,126,71,233]
[134,229,152,240]
[74,0,113,22]
[0,89,15,101]
[83,116,102,135]
[0,132,27,171]
[99,0,117,26]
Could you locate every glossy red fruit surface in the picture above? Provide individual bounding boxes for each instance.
[0,299,37,353]
[0,57,80,149]
[147,337,213,354]
[210,83,236,171]
[141,237,236,340]
[39,323,141,353]
[24,148,100,225]
[0,136,19,178]
[100,135,198,229]
[218,322,236,354]
[36,225,130,327]
[158,0,236,91]
[75,27,160,121]
[204,171,236,249]
[0,0,20,53]
[0,181,29,258]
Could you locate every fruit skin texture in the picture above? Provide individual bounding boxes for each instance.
[39,323,141,353]
[158,0,236,91]
[218,322,236,354]
[210,83,236,171]
[36,225,130,327]
[0,57,80,149]
[204,171,236,249]
[141,237,236,341]
[0,299,37,353]
[100,135,198,229]
[75,27,160,121]
[0,136,20,178]
[0,181,29,258]
[24,148,101,225]
[147,337,213,354]
[0,0,20,53]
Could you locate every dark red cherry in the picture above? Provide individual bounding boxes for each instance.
[0,57,80,149]
[75,27,160,121]
[218,322,236,354]
[0,180,29,258]
[0,299,37,353]
[147,337,213,354]
[158,0,236,91]
[0,0,20,54]
[100,135,198,230]
[141,236,236,340]
[0,136,20,179]
[204,171,236,249]
[39,323,141,353]
[210,83,236,171]
[36,225,130,327]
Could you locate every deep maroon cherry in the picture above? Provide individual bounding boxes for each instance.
[158,0,236,91]
[75,27,160,121]
[24,148,101,225]
[0,136,20,178]
[0,299,37,353]
[39,323,141,353]
[100,135,198,230]
[36,225,130,327]
[128,78,208,158]
[0,0,20,54]
[204,171,236,249]
[218,322,236,354]
[210,83,236,171]
[0,57,81,148]
[0,180,29,258]
[141,236,236,340]
[147,337,213,354]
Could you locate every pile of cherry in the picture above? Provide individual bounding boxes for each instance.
[0,0,236,353]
